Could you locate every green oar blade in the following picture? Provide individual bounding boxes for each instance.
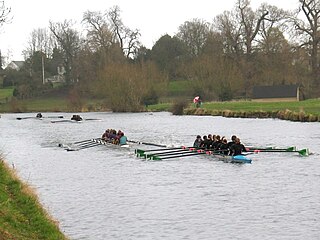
[149,156,162,161]
[135,149,145,156]
[298,148,309,157]
[286,146,297,151]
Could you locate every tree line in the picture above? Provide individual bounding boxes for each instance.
[1,0,320,111]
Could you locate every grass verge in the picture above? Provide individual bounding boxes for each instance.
[0,157,68,240]
[147,99,320,115]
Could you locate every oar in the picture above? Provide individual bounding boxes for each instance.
[137,147,192,155]
[135,146,188,154]
[46,116,64,119]
[66,142,102,151]
[144,147,203,158]
[150,151,208,161]
[75,141,100,148]
[16,116,35,120]
[146,150,198,159]
[135,147,194,158]
[128,140,167,147]
[73,139,92,144]
[246,146,296,151]
[247,148,309,156]
[146,149,193,156]
[73,138,101,145]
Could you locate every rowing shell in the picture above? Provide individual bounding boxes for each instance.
[137,147,252,164]
[91,139,130,148]
[209,153,252,164]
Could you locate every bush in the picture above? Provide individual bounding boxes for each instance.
[170,99,188,115]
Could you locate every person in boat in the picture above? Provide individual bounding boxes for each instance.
[71,115,82,121]
[219,138,229,155]
[227,135,237,149]
[200,135,209,149]
[207,134,213,149]
[119,132,127,145]
[102,129,110,141]
[193,135,202,148]
[108,129,117,143]
[211,135,221,150]
[229,138,247,156]
[36,113,43,118]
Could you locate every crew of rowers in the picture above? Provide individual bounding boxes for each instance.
[193,134,246,156]
[101,129,127,145]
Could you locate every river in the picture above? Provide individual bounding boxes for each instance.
[0,112,319,240]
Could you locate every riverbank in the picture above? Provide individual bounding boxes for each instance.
[0,96,319,122]
[148,99,320,122]
[0,157,68,240]
[183,107,320,122]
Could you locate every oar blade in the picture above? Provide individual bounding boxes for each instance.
[298,148,309,157]
[286,146,297,151]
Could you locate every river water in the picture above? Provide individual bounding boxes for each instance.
[0,112,319,240]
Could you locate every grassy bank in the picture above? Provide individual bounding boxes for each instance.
[148,99,320,114]
[0,158,68,240]
[0,87,14,104]
[0,97,107,113]
[147,99,320,122]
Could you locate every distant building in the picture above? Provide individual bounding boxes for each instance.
[5,61,25,71]
[44,64,66,83]
[252,85,302,102]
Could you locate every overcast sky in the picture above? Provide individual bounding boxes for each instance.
[0,0,298,62]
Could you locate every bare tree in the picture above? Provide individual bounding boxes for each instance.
[257,3,291,54]
[49,20,83,83]
[23,28,55,59]
[293,0,320,91]
[237,0,269,57]
[214,10,243,58]
[176,18,210,57]
[0,0,11,28]
[82,10,113,52]
[108,5,141,58]
[214,0,269,97]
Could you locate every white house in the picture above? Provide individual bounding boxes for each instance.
[5,61,25,71]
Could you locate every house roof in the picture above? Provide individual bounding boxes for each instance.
[5,61,25,70]
[252,85,299,99]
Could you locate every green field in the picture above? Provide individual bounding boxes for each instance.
[147,99,320,115]
[0,87,14,103]
[0,159,67,239]
[1,84,320,117]
[202,99,320,115]
[168,80,192,96]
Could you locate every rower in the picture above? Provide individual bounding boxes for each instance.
[211,135,221,150]
[193,135,202,148]
[201,135,209,149]
[219,138,229,155]
[102,129,110,141]
[227,135,237,149]
[71,115,82,121]
[229,138,247,156]
[119,132,127,145]
[207,134,213,149]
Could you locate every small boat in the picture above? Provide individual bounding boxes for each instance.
[51,118,101,123]
[17,115,63,120]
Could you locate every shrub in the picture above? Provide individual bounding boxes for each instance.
[170,99,188,115]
